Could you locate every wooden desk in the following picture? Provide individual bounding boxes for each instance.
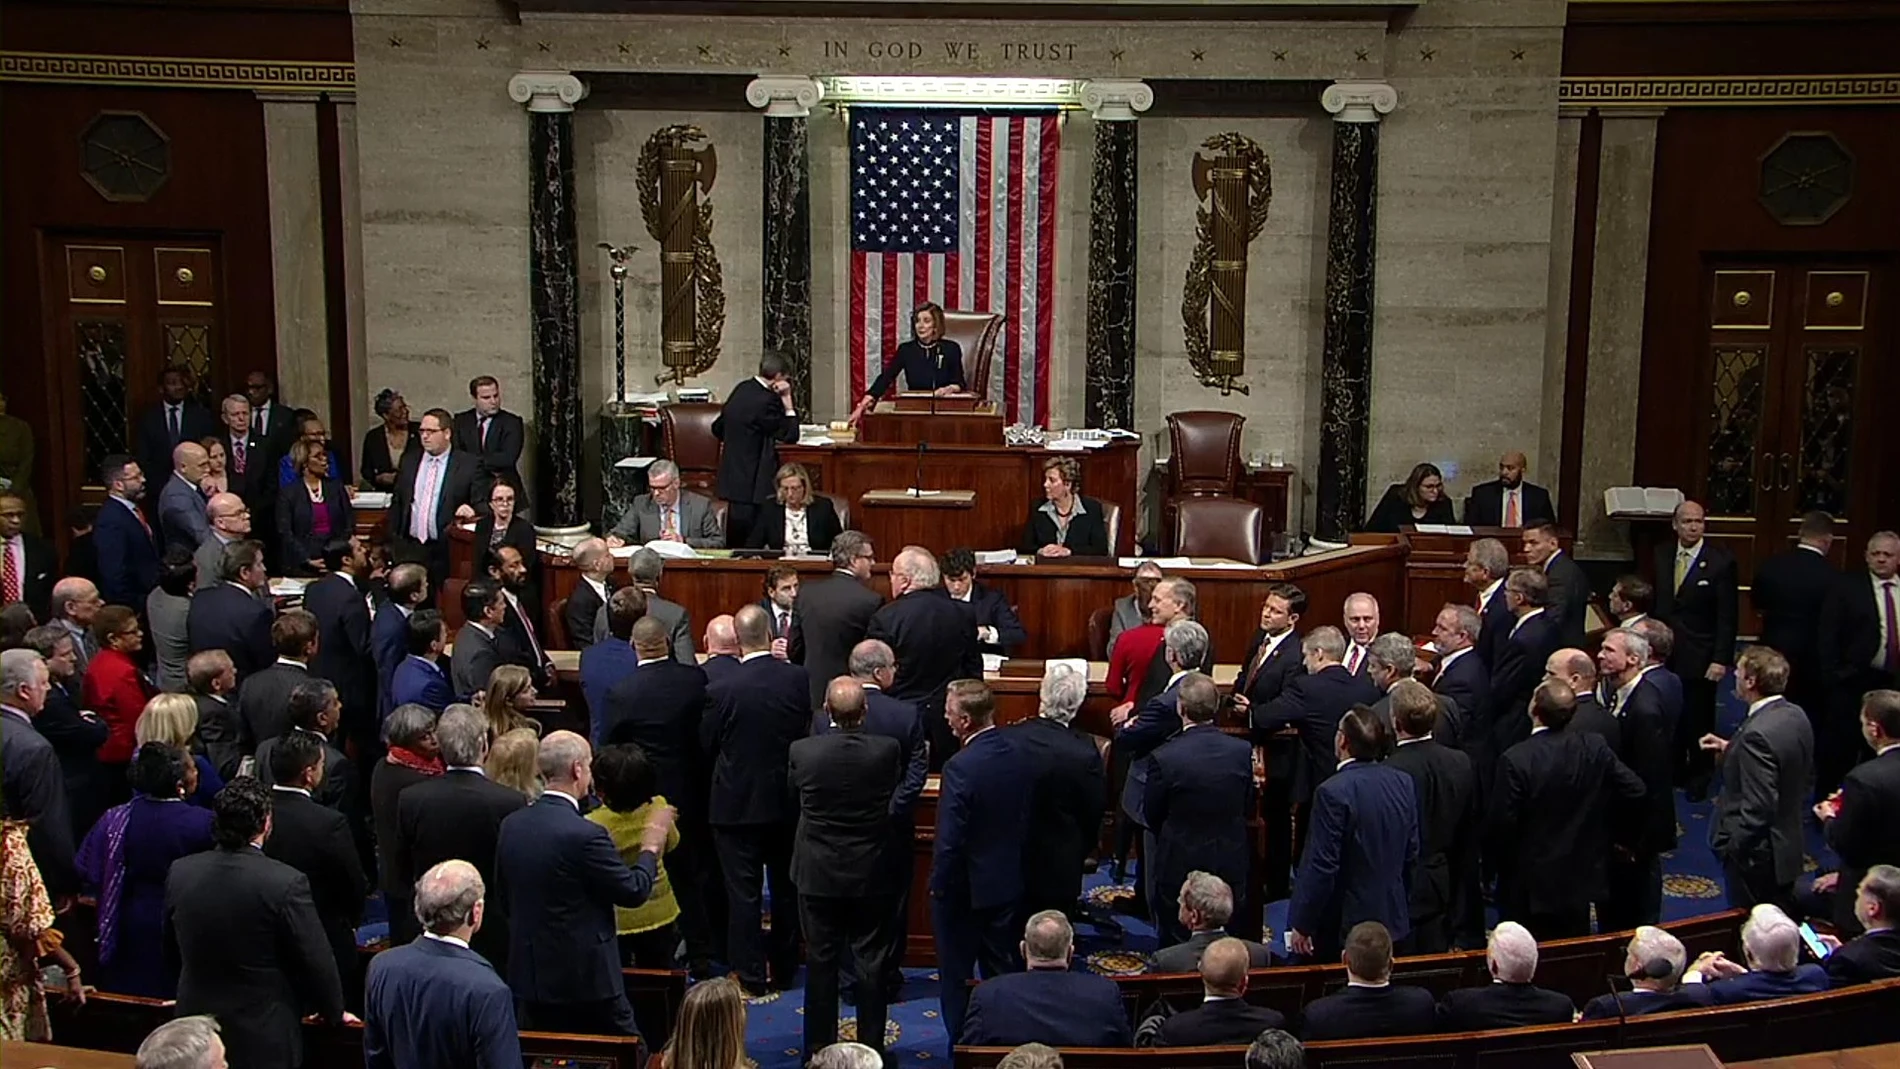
[1352,527,1575,636]
[858,402,1004,446]
[858,488,978,550]
[1733,1043,1900,1069]
[781,439,1140,557]
[2,1041,134,1069]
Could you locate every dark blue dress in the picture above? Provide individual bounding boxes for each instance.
[99,796,215,997]
[865,338,965,398]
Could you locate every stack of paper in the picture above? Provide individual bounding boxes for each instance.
[1412,523,1476,535]
[975,549,1019,565]
[1117,556,1192,569]
[352,491,393,509]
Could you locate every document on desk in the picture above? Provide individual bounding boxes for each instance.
[1118,556,1193,569]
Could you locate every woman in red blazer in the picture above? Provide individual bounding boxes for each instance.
[82,603,152,804]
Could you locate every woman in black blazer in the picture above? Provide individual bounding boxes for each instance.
[469,480,541,608]
[277,440,355,576]
[748,462,841,554]
[360,389,422,490]
[1364,462,1456,533]
[1019,456,1111,558]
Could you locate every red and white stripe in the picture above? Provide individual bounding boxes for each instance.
[849,113,1059,427]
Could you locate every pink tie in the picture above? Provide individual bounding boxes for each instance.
[1504,490,1519,527]
[411,457,440,541]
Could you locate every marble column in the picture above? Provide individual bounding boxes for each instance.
[1080,80,1151,431]
[748,77,823,414]
[1314,82,1396,543]
[509,71,589,532]
[258,92,331,423]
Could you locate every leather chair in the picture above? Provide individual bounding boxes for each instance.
[938,310,1004,401]
[547,597,571,650]
[1087,606,1112,662]
[661,402,724,495]
[439,577,469,635]
[1163,410,1246,550]
[822,491,852,533]
[1173,497,1266,564]
[1099,500,1122,557]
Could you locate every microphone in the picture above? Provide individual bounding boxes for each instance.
[1606,958,1674,1024]
[913,440,929,498]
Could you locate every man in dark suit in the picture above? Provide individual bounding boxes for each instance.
[448,579,515,701]
[1820,532,1900,793]
[932,679,1034,1047]
[390,408,486,593]
[712,351,800,547]
[451,375,526,503]
[236,610,318,749]
[134,367,217,502]
[1462,451,1555,529]
[1142,937,1285,1047]
[1489,681,1646,940]
[389,612,454,713]
[487,545,555,690]
[1579,925,1714,1020]
[213,394,273,523]
[1231,582,1306,711]
[252,680,359,832]
[1,650,76,896]
[26,626,110,842]
[365,859,522,1069]
[1150,872,1273,972]
[1485,567,1563,756]
[1368,634,1461,747]
[1116,621,1203,881]
[1431,604,1490,744]
[1756,512,1839,751]
[1287,708,1418,961]
[1384,680,1478,955]
[1465,538,1515,671]
[493,730,670,1035]
[373,563,429,721]
[608,548,696,662]
[1341,592,1381,678]
[961,910,1130,1048]
[194,492,255,593]
[189,651,245,780]
[1013,663,1107,920]
[1546,648,1621,750]
[95,454,161,607]
[1703,646,1815,912]
[1298,922,1437,1041]
[795,532,883,713]
[758,562,804,662]
[1144,672,1254,947]
[581,586,648,741]
[867,546,982,768]
[165,777,349,1069]
[564,539,614,651]
[155,442,211,554]
[1655,499,1740,795]
[789,677,902,1062]
[1687,904,1827,1005]
[1251,626,1381,833]
[703,604,811,994]
[701,614,741,685]
[1523,521,1589,648]
[1436,921,1575,1031]
[305,536,376,756]
[1595,629,1675,932]
[1821,691,1900,934]
[395,706,528,967]
[942,548,1027,657]
[0,493,56,621]
[1824,865,1900,985]
[264,730,368,1008]
[243,370,300,460]
[187,538,275,682]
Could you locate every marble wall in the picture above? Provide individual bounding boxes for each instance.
[261,96,332,425]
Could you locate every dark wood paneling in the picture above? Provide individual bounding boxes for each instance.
[1,0,354,63]
[1564,4,1900,77]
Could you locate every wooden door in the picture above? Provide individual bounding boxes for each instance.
[1699,261,1882,633]
[43,235,227,497]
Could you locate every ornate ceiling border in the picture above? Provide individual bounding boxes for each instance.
[0,51,355,93]
[1560,73,1900,107]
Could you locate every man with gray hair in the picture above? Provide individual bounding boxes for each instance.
[600,546,696,662]
[1133,577,1212,706]
[2,647,76,895]
[1151,871,1272,972]
[1683,902,1827,1004]
[867,545,981,767]
[1580,924,1711,1019]
[1114,619,1209,885]
[365,859,522,1069]
[1368,632,1458,744]
[1106,559,1165,655]
[1143,671,1253,945]
[1252,624,1380,847]
[47,576,102,675]
[1430,602,1488,734]
[961,909,1130,1047]
[606,458,723,548]
[1463,537,1513,669]
[1486,566,1562,751]
[1593,628,1675,932]
[797,529,882,713]
[135,1015,226,1069]
[1245,1029,1304,1069]
[1015,662,1106,918]
[1436,920,1574,1029]
[809,1042,885,1069]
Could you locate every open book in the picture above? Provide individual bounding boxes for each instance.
[1604,486,1685,517]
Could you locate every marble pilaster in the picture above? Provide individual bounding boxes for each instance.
[259,92,331,424]
[749,77,822,414]
[1082,80,1149,431]
[1314,82,1394,543]
[512,71,588,531]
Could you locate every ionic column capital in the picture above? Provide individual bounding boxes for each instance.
[1079,80,1154,122]
[1322,81,1397,123]
[509,71,587,114]
[746,76,825,118]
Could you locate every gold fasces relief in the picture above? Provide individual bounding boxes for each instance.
[637,124,725,386]
[1181,132,1271,396]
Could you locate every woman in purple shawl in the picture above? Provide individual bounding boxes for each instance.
[76,744,213,998]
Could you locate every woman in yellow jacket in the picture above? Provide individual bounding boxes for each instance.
[588,743,682,968]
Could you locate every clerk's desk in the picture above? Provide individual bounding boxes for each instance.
[1350,525,1576,637]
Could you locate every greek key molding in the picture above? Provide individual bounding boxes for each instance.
[0,50,353,92]
[1560,74,1900,108]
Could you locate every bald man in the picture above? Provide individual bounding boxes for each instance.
[1146,937,1286,1047]
[1655,499,1738,797]
[701,613,741,684]
[158,441,212,552]
[1463,451,1554,529]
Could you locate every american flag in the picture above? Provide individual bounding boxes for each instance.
[849,109,1060,426]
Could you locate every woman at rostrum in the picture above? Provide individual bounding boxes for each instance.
[849,302,965,424]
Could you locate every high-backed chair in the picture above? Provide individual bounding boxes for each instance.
[661,402,724,495]
[547,596,571,650]
[1099,499,1123,557]
[1174,497,1265,564]
[1164,410,1246,550]
[938,309,1004,401]
[1087,606,1113,662]
[439,577,468,635]
[822,491,852,533]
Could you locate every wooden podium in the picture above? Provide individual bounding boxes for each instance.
[858,488,978,550]
[856,394,1004,446]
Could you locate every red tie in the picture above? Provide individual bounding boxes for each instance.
[1243,636,1273,693]
[2,541,20,605]
[132,504,152,539]
[1504,490,1519,527]
[515,598,546,664]
[1882,580,1900,673]
[1346,645,1363,674]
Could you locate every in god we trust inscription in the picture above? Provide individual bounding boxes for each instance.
[820,39,1080,62]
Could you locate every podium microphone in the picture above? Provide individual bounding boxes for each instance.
[913,441,928,498]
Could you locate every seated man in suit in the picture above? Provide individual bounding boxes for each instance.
[1462,451,1555,529]
[1299,921,1437,1041]
[1150,871,1272,973]
[1685,904,1828,1005]
[1436,921,1574,1031]
[365,859,522,1069]
[391,610,455,713]
[608,459,723,549]
[962,910,1130,1048]
[1823,864,1900,985]
[1580,925,1714,1020]
[942,548,1027,657]
[1140,937,1285,1048]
